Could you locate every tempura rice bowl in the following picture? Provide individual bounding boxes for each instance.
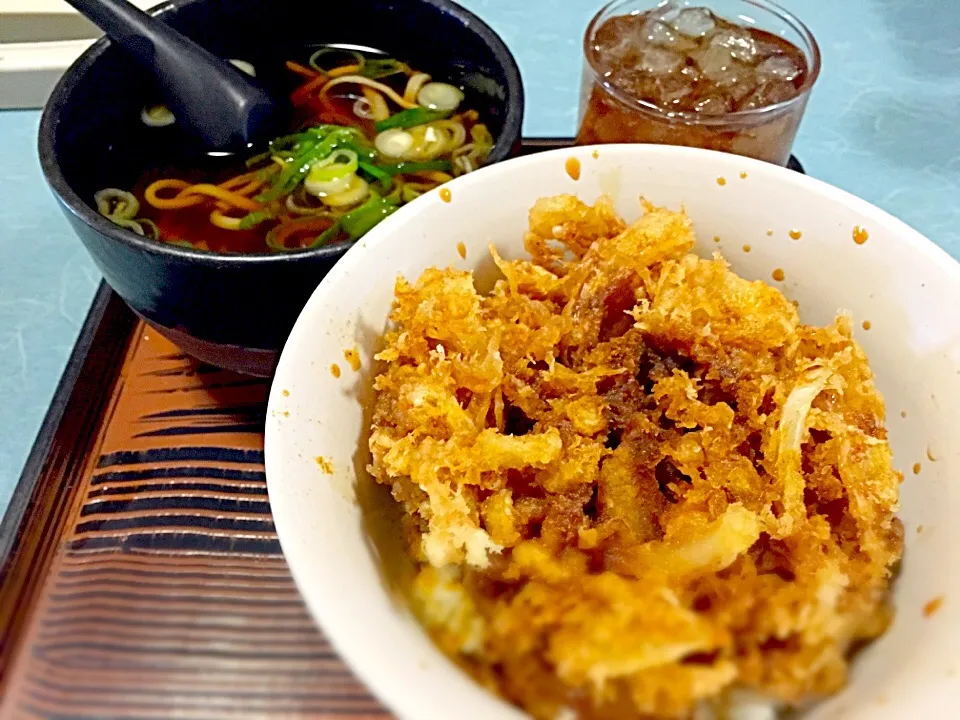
[265,144,960,720]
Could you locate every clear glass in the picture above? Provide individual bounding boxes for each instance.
[576,0,821,165]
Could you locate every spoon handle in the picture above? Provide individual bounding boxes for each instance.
[63,0,280,150]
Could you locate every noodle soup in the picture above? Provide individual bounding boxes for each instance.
[94,46,496,254]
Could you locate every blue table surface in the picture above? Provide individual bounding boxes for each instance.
[0,0,958,517]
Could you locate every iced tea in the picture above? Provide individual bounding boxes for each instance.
[577,0,821,165]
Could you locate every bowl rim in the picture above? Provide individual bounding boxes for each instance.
[265,143,960,720]
[37,0,525,267]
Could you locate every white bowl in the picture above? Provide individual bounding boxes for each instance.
[265,144,960,720]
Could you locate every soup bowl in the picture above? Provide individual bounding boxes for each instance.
[265,144,960,719]
[38,0,523,375]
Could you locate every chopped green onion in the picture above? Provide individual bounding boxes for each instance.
[245,150,273,168]
[286,193,334,216]
[229,59,256,77]
[137,218,160,239]
[470,123,494,146]
[265,217,340,251]
[416,82,464,112]
[141,104,176,127]
[238,209,274,229]
[269,132,311,155]
[113,218,145,235]
[321,175,370,207]
[305,172,355,198]
[311,222,344,248]
[309,149,359,182]
[253,125,380,204]
[353,96,376,120]
[258,128,359,202]
[374,107,452,133]
[94,188,140,219]
[299,125,376,159]
[254,166,279,183]
[338,141,378,163]
[360,58,408,79]
[308,47,364,73]
[377,159,453,176]
[305,124,368,140]
[383,182,404,205]
[264,227,288,252]
[401,185,423,203]
[259,150,317,202]
[340,192,398,239]
[357,162,394,192]
[271,220,343,251]
[101,214,159,240]
[375,128,415,158]
[453,155,475,174]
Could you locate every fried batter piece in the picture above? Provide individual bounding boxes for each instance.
[368,195,903,719]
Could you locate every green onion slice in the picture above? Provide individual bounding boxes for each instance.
[309,149,359,182]
[308,47,365,73]
[377,159,453,176]
[374,107,452,133]
[416,82,464,112]
[360,58,409,79]
[357,161,394,192]
[340,192,398,239]
[94,188,140,220]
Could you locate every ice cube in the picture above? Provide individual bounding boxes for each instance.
[644,18,677,46]
[680,64,702,83]
[694,95,732,115]
[672,7,716,37]
[597,33,643,69]
[655,72,695,107]
[643,17,696,51]
[654,0,682,22]
[641,47,683,75]
[720,80,753,103]
[716,65,757,103]
[610,70,658,102]
[754,38,786,58]
[709,27,758,64]
[739,80,796,110]
[694,44,737,81]
[757,54,802,82]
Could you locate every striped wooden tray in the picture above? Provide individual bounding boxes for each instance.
[0,284,388,719]
[0,140,804,719]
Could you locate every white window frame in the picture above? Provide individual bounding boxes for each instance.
[0,0,159,108]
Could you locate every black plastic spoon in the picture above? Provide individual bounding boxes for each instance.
[63,0,286,151]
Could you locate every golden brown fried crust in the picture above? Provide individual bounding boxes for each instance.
[368,195,902,719]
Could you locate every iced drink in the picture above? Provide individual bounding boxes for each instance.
[577,0,821,165]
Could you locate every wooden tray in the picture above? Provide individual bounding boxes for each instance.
[0,139,805,719]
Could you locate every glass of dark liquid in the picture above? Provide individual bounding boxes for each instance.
[577,0,821,165]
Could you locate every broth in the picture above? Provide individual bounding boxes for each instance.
[95,46,496,253]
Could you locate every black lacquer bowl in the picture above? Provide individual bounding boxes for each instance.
[39,0,523,375]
